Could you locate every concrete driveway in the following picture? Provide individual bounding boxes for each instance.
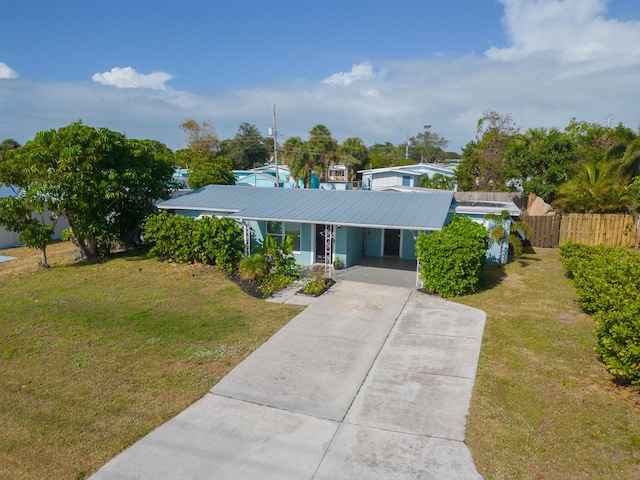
[90,280,485,479]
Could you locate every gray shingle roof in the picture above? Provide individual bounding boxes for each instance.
[158,185,453,231]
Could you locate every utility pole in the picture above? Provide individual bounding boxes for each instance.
[272,105,279,188]
[405,130,410,160]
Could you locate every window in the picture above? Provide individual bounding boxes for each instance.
[402,175,411,186]
[267,221,301,252]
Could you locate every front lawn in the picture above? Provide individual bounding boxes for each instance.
[459,248,640,479]
[0,243,303,479]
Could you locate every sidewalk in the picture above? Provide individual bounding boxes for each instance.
[90,280,485,479]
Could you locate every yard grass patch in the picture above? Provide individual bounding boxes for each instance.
[0,243,303,480]
[458,248,640,479]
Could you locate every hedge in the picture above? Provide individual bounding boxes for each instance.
[559,240,640,385]
[415,215,488,298]
[144,210,244,271]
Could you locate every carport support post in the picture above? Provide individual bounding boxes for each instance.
[324,224,335,278]
[242,221,250,257]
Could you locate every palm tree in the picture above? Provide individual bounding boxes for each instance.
[617,137,640,182]
[554,160,631,213]
[308,124,338,179]
[339,137,368,181]
[282,137,318,188]
[484,210,531,265]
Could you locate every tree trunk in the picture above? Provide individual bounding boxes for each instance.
[38,246,50,268]
[76,237,98,259]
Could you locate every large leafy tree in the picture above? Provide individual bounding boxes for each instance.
[177,119,235,188]
[367,142,404,169]
[504,127,575,203]
[455,110,518,191]
[407,128,449,163]
[180,119,219,153]
[0,138,20,162]
[553,121,637,213]
[1,138,58,267]
[0,192,56,268]
[0,122,175,261]
[221,122,269,170]
[175,149,235,189]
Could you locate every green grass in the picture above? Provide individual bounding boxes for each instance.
[0,245,303,479]
[457,248,640,479]
[3,243,639,479]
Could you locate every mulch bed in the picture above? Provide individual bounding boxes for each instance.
[226,272,264,299]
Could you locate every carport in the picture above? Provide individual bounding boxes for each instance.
[331,256,419,289]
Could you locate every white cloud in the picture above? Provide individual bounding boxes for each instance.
[0,62,19,79]
[486,0,640,66]
[323,62,377,86]
[91,66,173,90]
[2,2,639,154]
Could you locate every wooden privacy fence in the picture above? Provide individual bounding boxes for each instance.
[521,213,639,248]
[521,215,561,248]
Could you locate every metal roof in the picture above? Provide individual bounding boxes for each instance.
[158,184,453,231]
[358,162,455,176]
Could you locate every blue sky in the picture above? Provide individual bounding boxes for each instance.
[2,0,640,152]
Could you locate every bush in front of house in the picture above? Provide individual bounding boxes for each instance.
[559,241,640,385]
[237,234,300,297]
[144,210,244,271]
[415,215,488,298]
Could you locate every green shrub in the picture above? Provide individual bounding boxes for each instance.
[238,254,269,280]
[258,273,295,298]
[262,234,298,276]
[301,276,330,295]
[559,241,636,314]
[559,241,615,279]
[595,306,640,385]
[415,215,488,298]
[559,241,640,385]
[144,211,244,271]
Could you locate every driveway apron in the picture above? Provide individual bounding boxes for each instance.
[90,280,485,479]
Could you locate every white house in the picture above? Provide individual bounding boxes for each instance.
[359,163,456,190]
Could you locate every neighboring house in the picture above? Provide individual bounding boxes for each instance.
[0,185,68,250]
[171,168,190,191]
[451,198,521,264]
[320,164,353,190]
[235,171,281,188]
[359,163,456,190]
[235,164,320,189]
[157,184,521,267]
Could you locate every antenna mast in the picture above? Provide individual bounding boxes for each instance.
[272,105,279,188]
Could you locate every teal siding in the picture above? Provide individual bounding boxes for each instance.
[296,223,314,265]
[365,228,382,257]
[335,226,364,266]
[401,231,419,260]
[334,227,347,266]
[343,226,363,267]
[248,220,266,254]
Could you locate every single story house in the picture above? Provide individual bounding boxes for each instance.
[157,184,520,267]
[359,163,456,190]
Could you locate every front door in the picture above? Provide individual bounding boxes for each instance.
[384,229,401,256]
[315,224,334,263]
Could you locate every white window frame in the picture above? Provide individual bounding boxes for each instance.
[267,221,301,253]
